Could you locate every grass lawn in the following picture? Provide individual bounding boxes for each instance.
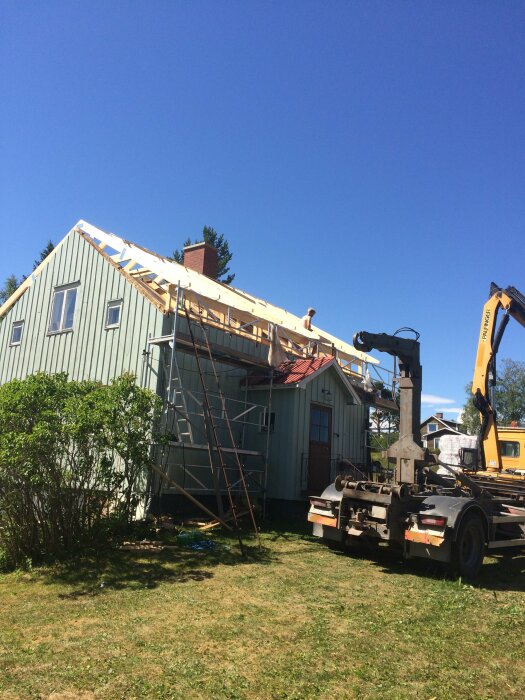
[1,515,524,700]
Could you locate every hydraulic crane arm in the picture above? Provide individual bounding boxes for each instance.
[353,331,421,371]
[353,331,425,484]
[472,283,525,471]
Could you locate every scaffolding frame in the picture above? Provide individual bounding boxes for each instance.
[146,285,275,531]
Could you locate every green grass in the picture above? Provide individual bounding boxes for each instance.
[1,518,524,700]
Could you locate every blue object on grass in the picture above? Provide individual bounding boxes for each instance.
[188,540,217,550]
[176,531,217,550]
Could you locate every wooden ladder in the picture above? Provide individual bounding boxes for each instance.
[183,304,260,548]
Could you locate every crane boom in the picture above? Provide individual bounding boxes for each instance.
[472,283,525,471]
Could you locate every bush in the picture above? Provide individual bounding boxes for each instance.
[0,372,161,568]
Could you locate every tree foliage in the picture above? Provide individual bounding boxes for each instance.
[460,382,479,435]
[0,274,20,305]
[369,382,399,435]
[495,359,525,424]
[461,359,525,434]
[0,239,54,306]
[171,225,235,284]
[0,373,161,569]
[33,240,54,271]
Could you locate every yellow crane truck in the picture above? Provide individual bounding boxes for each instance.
[467,283,525,476]
[497,426,525,474]
[308,284,525,578]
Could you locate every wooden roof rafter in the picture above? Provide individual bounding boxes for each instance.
[0,220,379,384]
[76,221,376,361]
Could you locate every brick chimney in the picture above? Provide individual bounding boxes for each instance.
[436,412,443,419]
[183,242,218,279]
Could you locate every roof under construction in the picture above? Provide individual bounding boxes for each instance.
[0,220,378,377]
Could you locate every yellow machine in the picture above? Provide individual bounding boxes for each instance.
[471,283,525,476]
[497,426,525,474]
[308,284,525,578]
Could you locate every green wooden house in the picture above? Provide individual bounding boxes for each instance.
[0,220,379,508]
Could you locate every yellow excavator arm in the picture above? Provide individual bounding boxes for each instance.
[472,283,525,471]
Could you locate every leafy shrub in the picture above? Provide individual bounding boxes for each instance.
[0,372,161,568]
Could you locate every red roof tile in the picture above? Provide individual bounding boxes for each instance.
[272,357,334,385]
[244,356,336,388]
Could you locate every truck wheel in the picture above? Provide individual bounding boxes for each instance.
[452,514,485,579]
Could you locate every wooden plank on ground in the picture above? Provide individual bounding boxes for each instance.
[150,463,233,531]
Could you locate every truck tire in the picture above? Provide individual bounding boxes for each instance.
[452,513,485,579]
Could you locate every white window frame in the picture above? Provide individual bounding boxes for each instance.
[427,422,438,433]
[105,299,123,329]
[10,320,24,346]
[259,409,275,433]
[48,282,79,334]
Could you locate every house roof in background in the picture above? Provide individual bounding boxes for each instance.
[421,414,460,429]
[422,426,462,439]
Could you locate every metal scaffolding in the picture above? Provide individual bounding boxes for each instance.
[145,285,273,537]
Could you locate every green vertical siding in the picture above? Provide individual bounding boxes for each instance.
[0,234,369,503]
[301,371,368,488]
[246,387,298,500]
[0,231,164,389]
[247,367,368,500]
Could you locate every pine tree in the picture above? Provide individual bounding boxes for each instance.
[33,240,54,270]
[0,239,54,306]
[0,275,20,305]
[171,226,235,285]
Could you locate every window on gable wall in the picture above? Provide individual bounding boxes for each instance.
[49,283,79,333]
[10,321,24,346]
[427,423,438,432]
[105,299,123,328]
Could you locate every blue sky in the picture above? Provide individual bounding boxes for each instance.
[1,1,524,419]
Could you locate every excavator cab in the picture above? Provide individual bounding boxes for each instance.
[459,447,479,471]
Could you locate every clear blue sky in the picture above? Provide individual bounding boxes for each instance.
[2,1,524,419]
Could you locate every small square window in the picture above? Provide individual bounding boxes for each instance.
[49,284,79,333]
[10,321,24,346]
[259,410,275,433]
[105,300,122,328]
[428,423,438,433]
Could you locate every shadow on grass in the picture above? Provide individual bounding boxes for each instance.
[260,511,314,542]
[325,539,525,591]
[37,531,276,598]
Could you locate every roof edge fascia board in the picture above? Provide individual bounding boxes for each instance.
[285,359,362,404]
[296,359,336,390]
[424,427,462,437]
[327,359,362,404]
[79,231,168,314]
